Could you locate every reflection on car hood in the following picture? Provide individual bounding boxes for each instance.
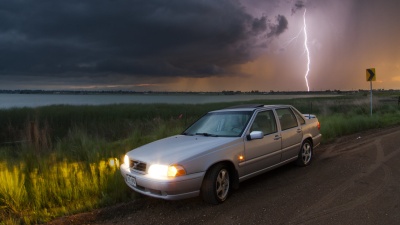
[126,135,240,164]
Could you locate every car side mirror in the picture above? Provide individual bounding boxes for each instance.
[247,131,264,140]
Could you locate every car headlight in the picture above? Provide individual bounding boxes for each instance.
[148,164,186,178]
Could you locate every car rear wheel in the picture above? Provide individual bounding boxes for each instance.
[296,139,313,166]
[201,163,230,204]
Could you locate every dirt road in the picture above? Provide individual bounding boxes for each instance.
[49,125,400,224]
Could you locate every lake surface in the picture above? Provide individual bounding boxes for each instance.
[0,93,336,109]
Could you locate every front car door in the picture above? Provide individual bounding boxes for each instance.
[242,110,281,176]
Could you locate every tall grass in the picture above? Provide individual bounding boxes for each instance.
[1,94,400,224]
[0,106,192,224]
[315,96,400,141]
[0,131,134,224]
[0,159,123,224]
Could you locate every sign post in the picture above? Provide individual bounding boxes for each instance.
[366,68,376,116]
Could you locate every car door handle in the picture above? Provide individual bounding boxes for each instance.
[297,129,302,133]
[274,135,281,140]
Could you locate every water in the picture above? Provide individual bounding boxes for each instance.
[0,93,335,109]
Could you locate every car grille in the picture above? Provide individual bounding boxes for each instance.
[129,159,147,173]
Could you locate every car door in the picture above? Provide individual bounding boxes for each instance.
[275,107,302,162]
[243,110,281,175]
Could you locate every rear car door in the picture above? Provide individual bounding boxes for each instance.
[276,107,302,162]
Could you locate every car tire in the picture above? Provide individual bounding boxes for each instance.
[201,163,230,204]
[296,139,313,166]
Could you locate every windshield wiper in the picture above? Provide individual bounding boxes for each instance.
[195,132,219,137]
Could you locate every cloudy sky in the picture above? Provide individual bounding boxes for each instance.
[0,0,399,92]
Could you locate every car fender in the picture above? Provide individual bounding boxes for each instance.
[179,138,244,176]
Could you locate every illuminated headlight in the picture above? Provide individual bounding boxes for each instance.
[124,155,130,166]
[148,164,186,178]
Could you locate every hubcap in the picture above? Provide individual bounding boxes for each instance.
[215,169,229,200]
[302,142,312,164]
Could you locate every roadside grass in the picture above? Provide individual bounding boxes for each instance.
[1,94,400,224]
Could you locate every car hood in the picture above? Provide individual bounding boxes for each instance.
[126,135,241,165]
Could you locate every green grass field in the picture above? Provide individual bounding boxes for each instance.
[1,94,400,224]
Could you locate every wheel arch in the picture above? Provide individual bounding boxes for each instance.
[302,136,314,147]
[202,160,239,190]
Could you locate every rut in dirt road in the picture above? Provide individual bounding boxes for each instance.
[288,129,400,224]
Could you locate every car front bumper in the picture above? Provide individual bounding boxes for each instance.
[120,164,205,200]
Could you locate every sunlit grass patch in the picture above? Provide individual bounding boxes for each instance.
[0,156,131,224]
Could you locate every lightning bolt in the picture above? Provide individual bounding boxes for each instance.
[303,8,310,92]
[280,8,311,91]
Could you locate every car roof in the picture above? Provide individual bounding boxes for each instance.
[211,104,293,113]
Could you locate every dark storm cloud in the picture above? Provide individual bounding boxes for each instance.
[267,15,288,37]
[0,0,288,80]
[291,0,305,15]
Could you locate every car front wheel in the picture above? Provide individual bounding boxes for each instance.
[296,139,313,166]
[201,163,230,204]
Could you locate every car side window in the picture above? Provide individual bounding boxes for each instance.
[250,110,277,135]
[276,108,298,130]
[293,109,306,125]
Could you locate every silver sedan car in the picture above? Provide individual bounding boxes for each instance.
[120,104,321,204]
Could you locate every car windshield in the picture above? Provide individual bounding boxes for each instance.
[183,111,253,137]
